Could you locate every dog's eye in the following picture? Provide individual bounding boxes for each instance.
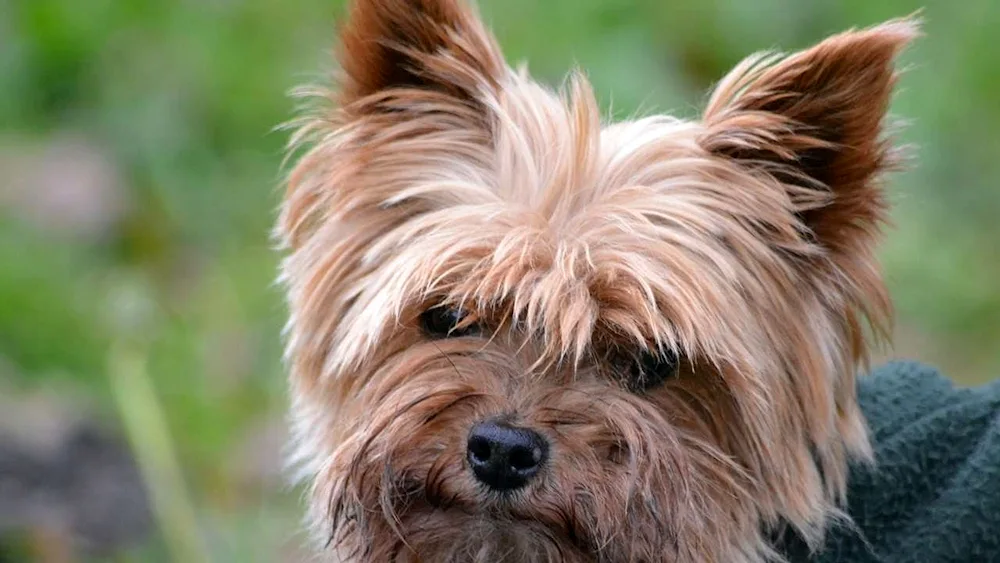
[627,349,680,392]
[420,306,479,338]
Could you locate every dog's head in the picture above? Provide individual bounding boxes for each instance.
[276,1,916,560]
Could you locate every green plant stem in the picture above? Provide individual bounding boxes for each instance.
[107,342,211,563]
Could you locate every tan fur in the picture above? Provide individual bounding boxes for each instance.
[275,1,918,561]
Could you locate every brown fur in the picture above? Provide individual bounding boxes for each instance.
[275,1,918,561]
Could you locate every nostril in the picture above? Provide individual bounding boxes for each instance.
[468,436,492,465]
[508,443,543,472]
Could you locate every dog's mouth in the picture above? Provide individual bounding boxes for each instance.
[327,470,599,562]
[376,505,595,563]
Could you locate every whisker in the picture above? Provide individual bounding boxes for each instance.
[432,341,464,379]
[423,392,486,424]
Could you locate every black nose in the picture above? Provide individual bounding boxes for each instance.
[467,421,548,491]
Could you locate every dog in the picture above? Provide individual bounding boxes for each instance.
[275,1,921,560]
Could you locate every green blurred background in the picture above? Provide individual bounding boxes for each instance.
[1,0,998,561]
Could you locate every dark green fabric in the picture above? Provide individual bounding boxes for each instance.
[783,361,1000,563]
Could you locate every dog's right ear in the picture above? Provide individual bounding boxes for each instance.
[335,0,507,114]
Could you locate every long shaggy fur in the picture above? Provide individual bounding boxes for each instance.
[275,1,919,561]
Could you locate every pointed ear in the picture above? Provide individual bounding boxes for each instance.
[335,0,506,112]
[700,18,920,257]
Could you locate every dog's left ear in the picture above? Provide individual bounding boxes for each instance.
[701,18,920,258]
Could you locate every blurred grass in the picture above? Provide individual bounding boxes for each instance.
[1,0,998,560]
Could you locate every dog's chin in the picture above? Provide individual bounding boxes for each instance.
[338,505,592,563]
[330,472,696,563]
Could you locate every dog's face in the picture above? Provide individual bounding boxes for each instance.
[277,1,915,561]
